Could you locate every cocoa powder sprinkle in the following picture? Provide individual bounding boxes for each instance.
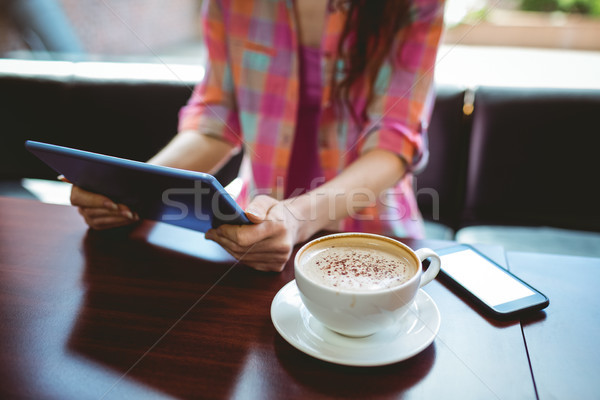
[303,246,413,291]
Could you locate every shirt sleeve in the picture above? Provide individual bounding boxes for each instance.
[357,0,445,173]
[178,0,243,148]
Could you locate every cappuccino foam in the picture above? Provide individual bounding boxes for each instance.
[301,246,414,291]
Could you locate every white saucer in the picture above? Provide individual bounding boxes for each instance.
[271,280,441,367]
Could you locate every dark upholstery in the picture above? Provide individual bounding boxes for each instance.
[65,80,189,161]
[2,60,599,254]
[462,86,600,232]
[0,73,70,180]
[0,64,242,186]
[416,85,469,230]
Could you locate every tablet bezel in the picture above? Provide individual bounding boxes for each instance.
[25,140,250,232]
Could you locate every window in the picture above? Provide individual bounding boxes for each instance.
[1,0,599,88]
[438,0,600,88]
[444,0,600,50]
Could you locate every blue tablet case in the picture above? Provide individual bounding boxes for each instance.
[25,140,250,232]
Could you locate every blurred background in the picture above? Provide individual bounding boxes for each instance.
[0,0,203,62]
[0,0,599,85]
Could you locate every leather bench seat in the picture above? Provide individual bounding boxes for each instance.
[2,59,599,256]
[456,86,600,257]
[0,59,242,188]
[456,225,600,258]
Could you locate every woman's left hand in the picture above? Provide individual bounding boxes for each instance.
[205,195,301,272]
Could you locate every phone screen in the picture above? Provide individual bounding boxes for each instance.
[441,248,536,307]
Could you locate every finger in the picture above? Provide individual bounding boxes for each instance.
[70,185,118,210]
[212,236,292,268]
[81,206,138,221]
[208,227,293,254]
[217,219,285,248]
[81,209,133,227]
[84,215,135,230]
[116,203,136,220]
[245,195,279,223]
[208,228,290,256]
[204,229,216,241]
[207,229,252,254]
[215,224,249,247]
[204,232,244,262]
[80,207,119,218]
[207,231,288,272]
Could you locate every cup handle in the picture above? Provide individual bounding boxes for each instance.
[415,248,441,288]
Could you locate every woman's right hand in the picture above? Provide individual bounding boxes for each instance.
[69,185,139,230]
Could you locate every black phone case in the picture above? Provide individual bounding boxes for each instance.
[436,244,549,320]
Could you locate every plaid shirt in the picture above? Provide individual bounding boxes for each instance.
[179,0,445,238]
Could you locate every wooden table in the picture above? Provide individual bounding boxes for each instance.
[509,252,600,400]
[1,196,595,399]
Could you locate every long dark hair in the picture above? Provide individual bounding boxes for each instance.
[332,0,411,124]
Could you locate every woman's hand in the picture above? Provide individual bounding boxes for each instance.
[69,184,139,230]
[205,149,407,272]
[205,195,301,272]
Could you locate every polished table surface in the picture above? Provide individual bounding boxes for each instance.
[0,196,598,399]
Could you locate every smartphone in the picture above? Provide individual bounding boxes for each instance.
[436,244,549,319]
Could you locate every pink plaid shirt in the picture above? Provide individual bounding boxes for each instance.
[179,0,445,238]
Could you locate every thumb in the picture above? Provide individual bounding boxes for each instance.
[245,195,278,223]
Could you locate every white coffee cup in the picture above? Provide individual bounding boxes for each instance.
[294,232,441,337]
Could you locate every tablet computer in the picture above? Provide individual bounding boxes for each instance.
[25,140,250,232]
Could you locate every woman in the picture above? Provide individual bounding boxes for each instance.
[70,0,445,271]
